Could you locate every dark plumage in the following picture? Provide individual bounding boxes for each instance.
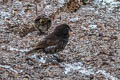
[34,14,52,34]
[26,23,73,55]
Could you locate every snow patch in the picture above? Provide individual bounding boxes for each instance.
[64,62,119,80]
[94,0,120,10]
[9,47,29,52]
[64,62,94,75]
[0,65,18,73]
[1,46,29,52]
[96,70,118,80]
[31,54,46,63]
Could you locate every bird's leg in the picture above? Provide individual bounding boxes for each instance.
[45,54,63,68]
[59,54,70,64]
[52,54,64,63]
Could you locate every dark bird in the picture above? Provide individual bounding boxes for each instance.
[26,23,73,55]
[34,14,52,35]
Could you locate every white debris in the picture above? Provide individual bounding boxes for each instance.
[44,5,52,10]
[44,5,53,15]
[69,17,79,22]
[39,57,46,63]
[12,1,23,10]
[0,20,5,25]
[81,26,88,30]
[31,54,46,63]
[0,11,11,19]
[94,0,114,4]
[88,24,97,29]
[58,0,65,4]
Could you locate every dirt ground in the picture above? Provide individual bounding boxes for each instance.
[0,0,120,80]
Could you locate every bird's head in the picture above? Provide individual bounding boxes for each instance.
[54,24,73,37]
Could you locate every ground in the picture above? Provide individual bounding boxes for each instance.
[0,0,120,80]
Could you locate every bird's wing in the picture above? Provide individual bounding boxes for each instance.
[26,40,46,55]
[35,37,59,49]
[26,34,59,55]
[46,39,58,46]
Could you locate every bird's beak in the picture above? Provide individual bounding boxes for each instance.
[69,29,73,35]
[69,31,73,35]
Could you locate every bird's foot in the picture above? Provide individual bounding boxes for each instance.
[53,54,65,63]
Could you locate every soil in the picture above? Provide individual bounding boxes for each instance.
[0,0,120,80]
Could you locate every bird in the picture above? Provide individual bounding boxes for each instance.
[26,23,73,55]
[34,14,52,35]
